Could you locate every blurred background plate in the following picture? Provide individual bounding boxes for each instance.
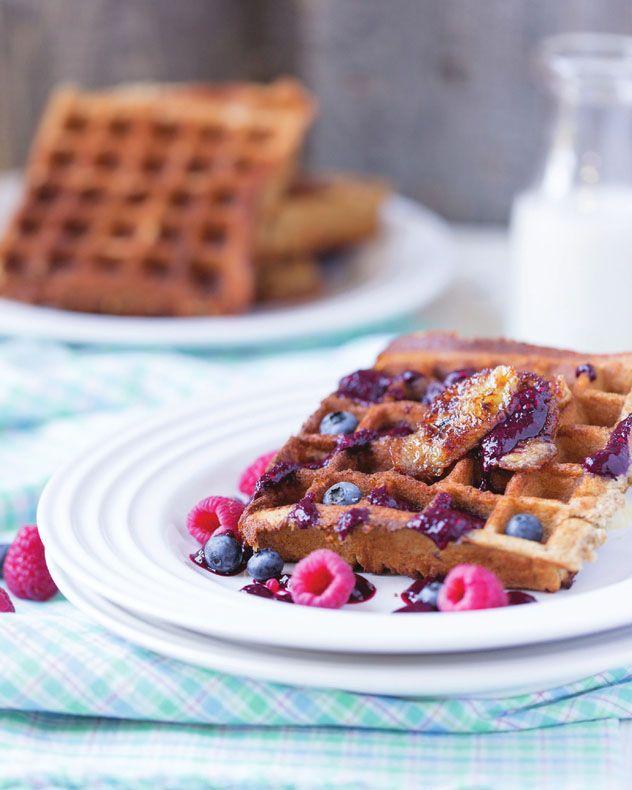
[0,174,454,348]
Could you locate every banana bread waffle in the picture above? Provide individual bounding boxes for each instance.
[256,174,388,258]
[240,332,632,591]
[0,80,314,316]
[255,255,323,304]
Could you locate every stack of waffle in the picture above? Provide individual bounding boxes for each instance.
[0,80,387,316]
[240,332,632,592]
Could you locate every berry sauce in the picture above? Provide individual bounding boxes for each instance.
[507,590,536,605]
[406,493,485,549]
[335,507,369,540]
[380,421,414,438]
[393,601,435,613]
[583,414,632,479]
[190,545,251,577]
[288,493,319,528]
[367,486,414,511]
[576,363,597,382]
[443,368,477,388]
[336,429,379,453]
[253,462,299,496]
[240,572,375,605]
[480,379,551,471]
[422,380,445,405]
[337,369,392,403]
[348,574,377,604]
[400,577,441,607]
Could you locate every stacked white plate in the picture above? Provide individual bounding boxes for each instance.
[39,370,632,698]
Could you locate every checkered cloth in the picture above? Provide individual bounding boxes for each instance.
[0,337,630,789]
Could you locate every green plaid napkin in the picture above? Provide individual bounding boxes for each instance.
[0,337,630,789]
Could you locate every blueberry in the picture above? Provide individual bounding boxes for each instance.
[0,544,9,578]
[319,411,359,436]
[323,482,362,506]
[203,533,244,575]
[419,580,443,608]
[505,513,544,542]
[247,548,284,582]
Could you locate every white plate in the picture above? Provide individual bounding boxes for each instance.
[0,174,454,348]
[38,373,632,655]
[51,559,632,697]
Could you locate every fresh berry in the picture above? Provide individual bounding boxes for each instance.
[238,450,278,497]
[319,411,359,436]
[323,482,362,506]
[438,564,508,612]
[576,363,597,381]
[186,496,245,544]
[203,533,244,575]
[247,548,284,582]
[3,525,57,602]
[505,513,544,542]
[265,578,281,593]
[418,580,443,608]
[336,369,391,403]
[0,588,14,612]
[291,549,355,608]
[0,543,10,577]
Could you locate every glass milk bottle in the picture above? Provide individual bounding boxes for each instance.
[510,34,632,352]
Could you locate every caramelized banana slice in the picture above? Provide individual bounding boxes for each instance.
[391,365,520,478]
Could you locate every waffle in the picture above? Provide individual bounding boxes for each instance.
[0,80,314,316]
[240,331,632,592]
[256,256,323,304]
[256,173,388,258]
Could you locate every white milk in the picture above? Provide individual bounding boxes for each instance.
[510,187,632,352]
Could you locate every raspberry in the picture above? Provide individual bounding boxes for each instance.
[238,450,278,497]
[291,549,355,609]
[0,588,14,612]
[186,496,245,544]
[3,525,57,602]
[437,564,508,612]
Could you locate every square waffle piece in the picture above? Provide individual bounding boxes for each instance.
[240,332,632,592]
[0,80,314,316]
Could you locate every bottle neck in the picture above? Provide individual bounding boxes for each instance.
[538,93,632,196]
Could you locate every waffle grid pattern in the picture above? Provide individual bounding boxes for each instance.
[0,81,313,316]
[241,333,632,591]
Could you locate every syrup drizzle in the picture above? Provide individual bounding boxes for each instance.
[583,414,632,479]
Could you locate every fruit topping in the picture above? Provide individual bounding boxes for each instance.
[0,543,9,578]
[437,564,508,611]
[335,507,369,540]
[238,450,278,497]
[323,482,362,506]
[576,363,597,382]
[505,513,544,542]
[583,414,632,479]
[253,462,300,496]
[421,381,445,405]
[366,486,414,511]
[347,573,377,603]
[401,577,443,609]
[319,410,359,435]
[3,525,57,602]
[380,421,414,438]
[290,548,356,608]
[507,590,537,605]
[0,588,14,613]
[337,369,392,402]
[480,373,567,472]
[406,493,485,549]
[391,366,521,478]
[186,496,245,544]
[246,548,284,582]
[442,368,477,388]
[203,533,244,575]
[288,493,320,528]
[335,429,379,453]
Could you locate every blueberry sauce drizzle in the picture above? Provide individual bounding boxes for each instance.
[335,507,369,540]
[406,493,485,549]
[336,369,423,403]
[507,590,536,605]
[253,462,299,497]
[288,493,319,528]
[400,577,441,607]
[576,363,597,382]
[335,429,379,453]
[367,486,414,511]
[380,421,414,438]
[480,379,551,472]
[240,573,375,605]
[442,368,477,388]
[583,414,632,479]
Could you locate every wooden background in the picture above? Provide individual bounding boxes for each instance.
[1,0,631,222]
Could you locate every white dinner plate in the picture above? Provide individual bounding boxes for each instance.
[0,174,454,348]
[50,559,632,697]
[38,372,632,655]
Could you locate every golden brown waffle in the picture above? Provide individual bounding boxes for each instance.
[255,256,323,304]
[0,80,314,316]
[240,331,632,592]
[256,173,388,258]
